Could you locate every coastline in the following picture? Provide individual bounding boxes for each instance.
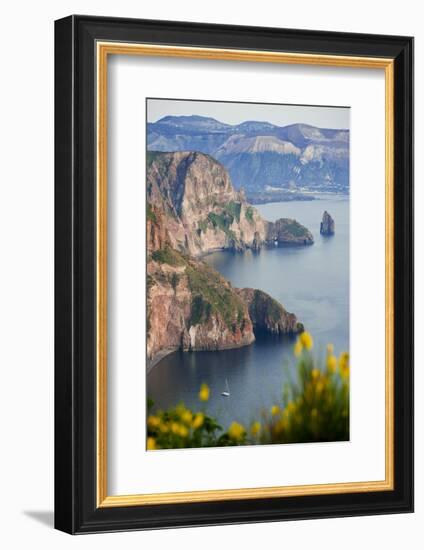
[147,338,258,374]
[147,347,178,374]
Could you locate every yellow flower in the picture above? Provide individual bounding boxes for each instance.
[251,421,261,437]
[147,437,157,450]
[327,354,337,374]
[159,422,169,433]
[171,422,188,437]
[147,415,160,429]
[300,331,313,350]
[199,383,210,402]
[311,368,320,381]
[171,422,180,434]
[339,352,350,379]
[192,413,204,429]
[181,409,193,425]
[287,401,296,414]
[316,380,324,394]
[228,421,245,441]
[275,418,289,433]
[326,343,334,355]
[271,405,280,416]
[341,365,350,381]
[294,339,303,357]
[175,403,186,417]
[177,424,189,438]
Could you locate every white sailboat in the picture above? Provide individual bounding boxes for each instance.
[221,378,230,397]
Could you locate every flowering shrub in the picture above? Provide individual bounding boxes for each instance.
[146,404,222,450]
[147,332,349,450]
[257,341,349,445]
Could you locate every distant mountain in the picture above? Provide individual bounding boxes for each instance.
[147,115,349,194]
[215,135,301,156]
[153,115,231,133]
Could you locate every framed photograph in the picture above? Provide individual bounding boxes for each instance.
[54,15,414,534]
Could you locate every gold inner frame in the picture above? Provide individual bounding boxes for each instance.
[96,42,395,508]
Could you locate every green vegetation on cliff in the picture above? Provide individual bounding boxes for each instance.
[207,211,230,232]
[267,217,314,245]
[146,203,157,223]
[151,245,185,267]
[146,150,162,169]
[150,244,246,331]
[197,219,209,234]
[196,202,241,240]
[186,260,244,330]
[251,289,282,324]
[189,295,212,326]
[282,219,309,238]
[226,201,242,222]
[245,206,254,224]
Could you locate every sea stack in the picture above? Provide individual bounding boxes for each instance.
[252,231,262,252]
[320,211,335,236]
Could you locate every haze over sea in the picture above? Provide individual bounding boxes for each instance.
[147,194,349,429]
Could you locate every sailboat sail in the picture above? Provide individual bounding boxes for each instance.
[222,378,230,397]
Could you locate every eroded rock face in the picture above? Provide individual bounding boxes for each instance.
[236,288,301,335]
[320,211,335,236]
[147,205,169,252]
[252,231,262,252]
[147,246,255,368]
[147,151,268,256]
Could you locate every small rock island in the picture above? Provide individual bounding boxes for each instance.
[320,211,335,236]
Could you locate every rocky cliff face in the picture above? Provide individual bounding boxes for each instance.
[236,288,301,334]
[320,210,335,235]
[147,245,255,368]
[147,205,169,252]
[147,151,268,256]
[147,151,313,255]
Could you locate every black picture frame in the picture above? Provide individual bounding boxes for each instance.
[55,14,414,534]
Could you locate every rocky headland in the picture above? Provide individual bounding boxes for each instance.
[147,151,310,367]
[147,245,255,368]
[236,288,303,335]
[147,151,313,256]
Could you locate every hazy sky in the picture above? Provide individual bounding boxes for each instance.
[147,98,349,130]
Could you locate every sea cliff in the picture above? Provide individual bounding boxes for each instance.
[146,152,308,367]
[147,151,313,256]
[236,288,302,335]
